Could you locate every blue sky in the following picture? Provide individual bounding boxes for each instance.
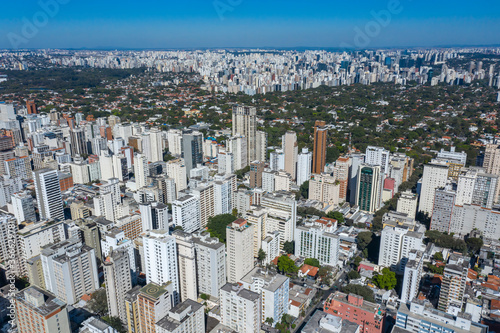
[1,0,500,49]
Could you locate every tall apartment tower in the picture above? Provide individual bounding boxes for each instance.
[282,131,298,180]
[134,153,149,189]
[400,250,424,304]
[297,147,312,186]
[40,239,99,304]
[172,195,201,233]
[226,219,255,283]
[70,127,88,156]
[220,283,261,333]
[172,230,198,302]
[149,128,163,163]
[26,100,38,114]
[356,164,382,214]
[142,230,180,305]
[312,121,327,174]
[256,130,268,162]
[138,282,174,333]
[33,168,64,221]
[181,129,203,174]
[15,286,71,333]
[140,201,169,231]
[438,255,469,314]
[232,105,257,162]
[104,249,133,325]
[418,160,449,215]
[11,191,36,223]
[250,161,265,188]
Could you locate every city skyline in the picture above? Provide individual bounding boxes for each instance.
[1,0,500,49]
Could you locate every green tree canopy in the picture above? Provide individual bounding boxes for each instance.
[277,255,299,274]
[373,268,397,290]
[283,241,295,255]
[206,214,236,243]
[304,258,320,268]
[356,231,373,251]
[87,289,108,315]
[342,284,375,302]
[326,211,345,224]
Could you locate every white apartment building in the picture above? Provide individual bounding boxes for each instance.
[41,239,99,304]
[142,230,180,305]
[418,160,449,215]
[261,231,280,266]
[396,190,418,219]
[103,249,132,325]
[400,250,424,304]
[220,283,261,333]
[172,195,201,233]
[378,226,425,274]
[33,168,64,221]
[226,219,255,283]
[240,267,289,325]
[295,218,340,267]
[155,299,205,333]
[172,231,198,302]
[11,191,36,223]
[297,147,312,186]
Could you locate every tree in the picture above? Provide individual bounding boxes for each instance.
[258,249,267,263]
[206,214,236,243]
[326,211,345,224]
[348,270,361,280]
[265,317,274,326]
[102,316,126,333]
[433,252,444,262]
[277,255,298,274]
[342,284,375,302]
[304,258,320,267]
[300,181,309,199]
[200,294,209,300]
[373,268,397,290]
[466,237,484,254]
[356,231,373,251]
[283,241,294,255]
[87,289,108,315]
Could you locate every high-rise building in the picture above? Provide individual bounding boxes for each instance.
[309,173,340,206]
[226,219,255,283]
[101,228,137,284]
[240,267,290,325]
[228,135,248,170]
[181,129,203,174]
[400,250,424,304]
[33,168,64,221]
[220,283,261,333]
[396,190,418,219]
[149,128,164,163]
[297,148,312,186]
[155,299,205,333]
[295,218,340,267]
[11,191,36,223]
[270,148,285,171]
[125,286,141,333]
[15,286,71,333]
[334,156,350,201]
[26,100,38,114]
[191,183,215,228]
[312,121,327,174]
[138,282,174,333]
[142,230,180,304]
[140,202,169,231]
[365,146,390,174]
[172,231,198,302]
[349,153,365,204]
[166,158,187,195]
[104,249,133,325]
[4,155,31,180]
[378,225,425,274]
[214,174,235,215]
[418,161,449,215]
[256,130,268,162]
[75,218,102,261]
[261,231,280,265]
[356,165,382,214]
[192,231,226,298]
[261,191,297,248]
[232,105,257,162]
[438,254,469,314]
[40,239,99,304]
[282,131,298,180]
[249,161,265,188]
[430,186,456,233]
[172,195,201,233]
[134,153,149,189]
[218,150,234,176]
[70,127,88,156]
